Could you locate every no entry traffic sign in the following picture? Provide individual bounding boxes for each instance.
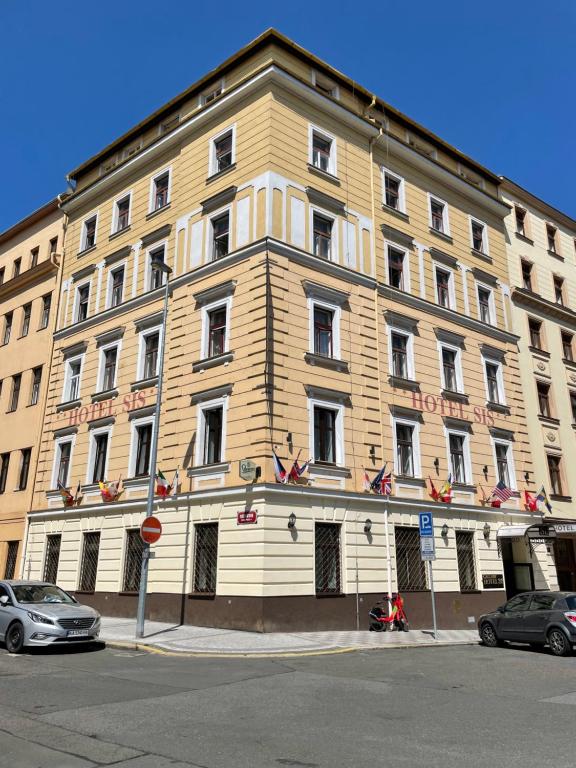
[140,516,162,544]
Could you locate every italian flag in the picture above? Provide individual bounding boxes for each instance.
[156,470,169,497]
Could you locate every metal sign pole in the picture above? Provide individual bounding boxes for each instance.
[428,560,438,641]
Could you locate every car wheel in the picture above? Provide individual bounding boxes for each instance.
[6,622,25,654]
[548,628,572,657]
[480,622,500,647]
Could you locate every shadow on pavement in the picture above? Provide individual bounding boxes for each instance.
[1,641,106,656]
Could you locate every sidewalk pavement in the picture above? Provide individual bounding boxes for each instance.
[99,616,479,656]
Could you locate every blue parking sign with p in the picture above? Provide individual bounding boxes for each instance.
[419,512,434,537]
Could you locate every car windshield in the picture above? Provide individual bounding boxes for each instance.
[565,596,576,610]
[12,585,75,604]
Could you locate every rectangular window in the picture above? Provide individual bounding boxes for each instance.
[515,206,526,236]
[430,197,448,234]
[43,534,61,584]
[40,294,51,329]
[553,276,565,305]
[547,454,563,495]
[383,168,405,212]
[448,433,468,484]
[134,423,153,476]
[114,195,130,232]
[56,441,72,487]
[312,213,332,260]
[528,318,542,349]
[485,361,501,404]
[477,286,492,324]
[561,331,574,361]
[314,406,337,464]
[110,266,125,307]
[122,530,144,592]
[214,131,233,174]
[149,246,166,290]
[102,347,118,391]
[21,303,31,337]
[521,260,533,291]
[494,442,511,487]
[202,406,223,464]
[4,541,19,579]
[208,306,227,357]
[78,532,100,592]
[395,526,427,591]
[391,332,409,379]
[82,216,97,250]
[456,531,476,592]
[396,422,415,476]
[315,523,341,595]
[435,268,451,308]
[0,453,10,494]
[201,83,223,105]
[8,374,21,412]
[76,284,90,322]
[66,359,82,402]
[388,246,406,290]
[536,381,551,418]
[3,312,13,345]
[470,219,486,253]
[91,433,108,484]
[312,131,332,173]
[193,523,218,593]
[143,332,159,379]
[17,448,31,490]
[441,347,458,392]
[30,247,39,268]
[546,224,557,253]
[49,237,58,255]
[313,306,334,357]
[30,366,42,406]
[570,392,576,424]
[212,213,230,259]
[13,258,21,277]
[0,267,4,284]
[152,171,170,211]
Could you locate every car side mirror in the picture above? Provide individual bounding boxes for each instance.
[0,595,9,606]
[497,606,505,613]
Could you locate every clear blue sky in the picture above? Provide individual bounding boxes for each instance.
[1,0,575,231]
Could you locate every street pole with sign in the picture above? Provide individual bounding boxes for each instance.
[419,511,437,640]
[135,252,172,639]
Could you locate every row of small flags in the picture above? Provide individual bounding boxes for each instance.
[273,451,311,483]
[58,469,180,506]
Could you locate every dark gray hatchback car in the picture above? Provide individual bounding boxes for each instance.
[479,591,576,656]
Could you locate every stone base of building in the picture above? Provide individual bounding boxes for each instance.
[72,589,506,632]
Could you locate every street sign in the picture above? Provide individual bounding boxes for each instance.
[239,459,258,481]
[420,535,436,561]
[140,516,162,544]
[237,510,258,525]
[419,512,434,537]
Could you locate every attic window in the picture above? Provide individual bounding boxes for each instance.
[406,133,436,159]
[122,141,142,160]
[99,156,119,176]
[458,164,484,189]
[159,115,180,135]
[312,71,339,100]
[200,80,224,106]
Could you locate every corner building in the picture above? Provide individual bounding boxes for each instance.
[27,31,552,630]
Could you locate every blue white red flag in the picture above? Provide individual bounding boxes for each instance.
[273,451,288,483]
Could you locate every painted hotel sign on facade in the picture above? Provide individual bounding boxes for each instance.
[59,389,155,426]
[411,391,500,427]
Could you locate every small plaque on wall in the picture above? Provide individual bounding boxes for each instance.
[482,573,504,589]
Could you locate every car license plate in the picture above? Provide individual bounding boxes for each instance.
[67,629,90,637]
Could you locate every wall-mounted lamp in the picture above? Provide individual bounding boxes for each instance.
[434,458,440,472]
[364,518,373,533]
[483,522,491,540]
[288,512,296,529]
[441,524,449,538]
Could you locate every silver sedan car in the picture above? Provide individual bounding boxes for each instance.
[0,580,101,653]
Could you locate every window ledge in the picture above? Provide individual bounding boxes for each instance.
[77,245,97,258]
[80,483,100,493]
[109,226,131,241]
[547,249,563,261]
[146,203,171,220]
[562,358,576,371]
[206,163,236,183]
[192,351,234,372]
[441,389,469,404]
[538,414,560,426]
[307,164,341,185]
[486,401,510,415]
[388,375,420,391]
[122,476,150,489]
[131,376,158,391]
[91,388,119,403]
[550,494,572,502]
[56,399,82,413]
[471,248,493,264]
[529,346,550,359]
[304,352,349,372]
[514,232,534,245]
[394,475,426,488]
[308,463,351,479]
[429,228,453,244]
[452,482,477,493]
[187,462,230,478]
[381,204,409,222]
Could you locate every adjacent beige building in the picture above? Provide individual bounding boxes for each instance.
[0,200,63,579]
[22,31,561,630]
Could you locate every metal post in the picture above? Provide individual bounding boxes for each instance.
[136,264,171,639]
[428,559,438,640]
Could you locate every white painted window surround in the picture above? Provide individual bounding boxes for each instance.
[307,397,345,467]
[391,416,422,478]
[381,166,406,213]
[385,241,411,293]
[85,426,113,485]
[482,356,506,405]
[308,124,337,176]
[387,325,415,380]
[475,281,496,326]
[80,212,99,252]
[309,206,338,262]
[444,427,472,484]
[106,262,127,309]
[137,325,162,380]
[144,240,169,291]
[208,124,237,177]
[490,437,517,490]
[469,215,489,255]
[428,193,451,236]
[111,191,132,234]
[62,354,84,403]
[51,435,76,490]
[433,263,456,310]
[200,296,233,360]
[97,340,122,392]
[148,167,172,213]
[194,395,229,467]
[128,416,155,478]
[437,341,464,393]
[308,297,341,359]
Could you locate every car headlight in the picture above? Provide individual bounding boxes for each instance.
[27,611,55,625]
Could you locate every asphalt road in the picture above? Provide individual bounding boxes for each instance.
[0,641,575,768]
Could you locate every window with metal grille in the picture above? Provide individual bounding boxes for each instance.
[391,332,408,378]
[395,526,427,591]
[208,307,227,357]
[456,531,476,592]
[314,406,336,464]
[30,366,42,405]
[143,332,159,378]
[315,523,341,595]
[102,347,118,391]
[43,534,61,584]
[193,523,218,593]
[78,532,100,592]
[149,246,166,290]
[388,247,405,289]
[313,213,332,259]
[212,213,230,259]
[312,132,332,172]
[18,448,31,490]
[562,331,574,361]
[135,424,152,476]
[110,267,124,307]
[21,303,31,337]
[313,306,333,357]
[0,453,9,494]
[9,374,21,412]
[436,269,451,307]
[153,172,169,210]
[202,407,223,465]
[122,529,144,592]
[4,541,19,579]
[41,294,51,329]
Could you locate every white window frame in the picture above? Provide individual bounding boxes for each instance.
[51,435,76,490]
[144,241,168,291]
[444,427,472,485]
[308,397,345,467]
[387,326,415,380]
[428,193,450,236]
[194,396,229,466]
[385,242,411,292]
[86,425,113,485]
[482,356,506,406]
[391,416,421,478]
[433,264,456,310]
[62,354,84,403]
[381,166,406,213]
[207,205,233,262]
[97,340,122,392]
[490,437,517,491]
[80,212,99,251]
[111,191,132,234]
[309,206,338,262]
[475,281,496,326]
[308,297,341,359]
[311,70,340,100]
[437,341,464,393]
[208,124,237,177]
[128,416,155,478]
[106,261,127,309]
[308,124,337,176]
[198,78,225,107]
[469,216,489,255]
[73,280,91,323]
[200,297,233,360]
[137,325,162,380]
[147,167,172,213]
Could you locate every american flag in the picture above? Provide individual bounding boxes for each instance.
[491,479,512,503]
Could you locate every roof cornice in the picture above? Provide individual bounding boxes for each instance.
[500,177,576,233]
[512,287,576,330]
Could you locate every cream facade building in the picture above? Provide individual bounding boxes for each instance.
[502,177,576,593]
[24,31,558,631]
[0,200,63,579]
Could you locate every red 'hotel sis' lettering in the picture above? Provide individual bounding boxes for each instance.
[411,391,496,427]
[64,390,150,426]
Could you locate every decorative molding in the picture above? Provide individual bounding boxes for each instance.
[192,352,234,371]
[71,263,97,283]
[60,341,87,358]
[304,384,351,405]
[133,311,164,332]
[306,186,346,214]
[104,245,132,267]
[200,186,237,214]
[141,223,172,249]
[429,247,458,268]
[301,280,349,305]
[381,224,414,249]
[434,327,466,347]
[304,352,349,373]
[190,384,233,404]
[95,326,125,346]
[384,310,419,331]
[193,280,237,306]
